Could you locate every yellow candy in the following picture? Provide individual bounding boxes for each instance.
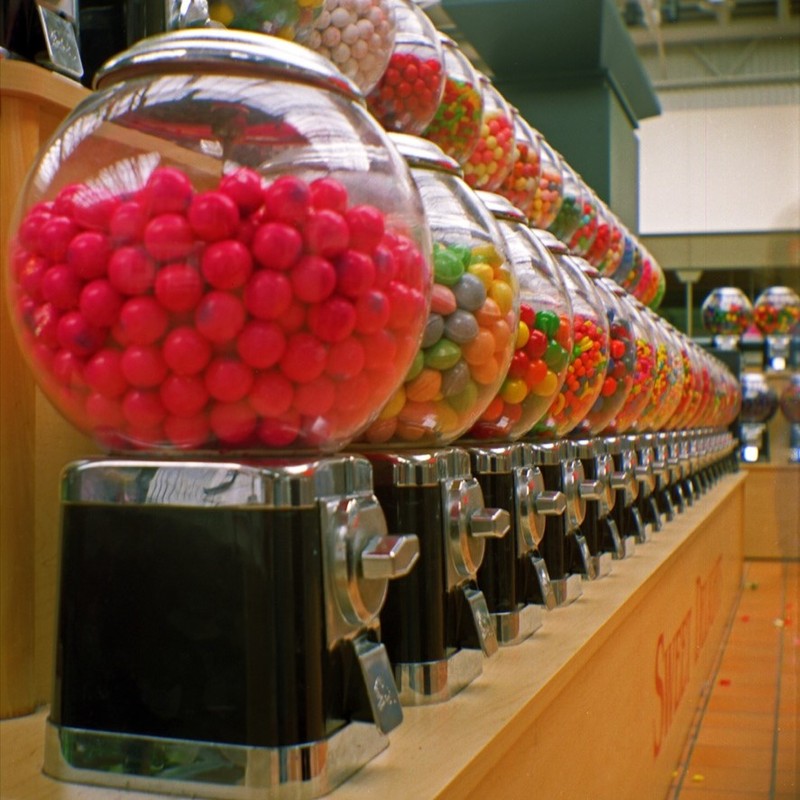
[468,262,494,289]
[551,392,566,415]
[434,401,461,434]
[209,1,234,25]
[489,280,514,315]
[501,378,528,405]
[515,321,530,349]
[531,370,559,397]
[471,243,497,262]
[378,387,406,420]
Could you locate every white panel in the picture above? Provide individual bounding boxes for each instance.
[639,101,800,234]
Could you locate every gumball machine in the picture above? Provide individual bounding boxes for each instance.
[6,30,438,798]
[701,286,753,351]
[586,204,624,278]
[462,192,573,643]
[565,184,599,259]
[753,286,800,371]
[600,290,658,542]
[365,0,445,135]
[422,33,483,166]
[779,374,800,462]
[527,233,611,588]
[357,134,516,702]
[547,158,586,248]
[738,372,779,463]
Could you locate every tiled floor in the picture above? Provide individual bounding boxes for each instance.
[668,560,799,800]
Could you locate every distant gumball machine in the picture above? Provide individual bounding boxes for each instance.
[738,372,779,463]
[5,30,439,798]
[701,286,753,351]
[753,286,800,371]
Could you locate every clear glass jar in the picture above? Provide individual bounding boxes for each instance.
[600,294,656,436]
[591,209,625,277]
[665,331,703,430]
[701,287,753,337]
[527,234,610,439]
[685,343,714,429]
[462,75,515,193]
[565,182,599,258]
[464,192,572,441]
[739,372,778,424]
[296,0,396,92]
[643,313,685,431]
[753,286,800,336]
[779,374,800,424]
[529,134,563,231]
[209,0,325,40]
[496,110,541,222]
[570,273,635,436]
[6,29,433,453]
[358,134,518,446]
[421,34,483,166]
[547,158,585,247]
[629,244,665,310]
[365,0,444,135]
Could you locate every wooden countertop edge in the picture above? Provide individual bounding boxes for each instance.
[741,463,800,472]
[0,59,88,113]
[0,473,748,800]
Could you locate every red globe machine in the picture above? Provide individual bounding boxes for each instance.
[5,30,442,798]
[355,132,514,702]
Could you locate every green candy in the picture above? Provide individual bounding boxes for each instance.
[424,338,462,371]
[535,309,560,338]
[406,350,425,382]
[434,246,466,286]
[544,342,569,372]
[448,380,479,413]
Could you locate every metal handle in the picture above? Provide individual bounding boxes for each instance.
[533,490,566,516]
[469,507,510,538]
[361,534,420,580]
[635,464,653,482]
[578,479,603,501]
[609,472,630,491]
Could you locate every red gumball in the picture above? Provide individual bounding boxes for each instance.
[249,371,294,417]
[188,190,240,242]
[162,326,212,375]
[263,175,311,225]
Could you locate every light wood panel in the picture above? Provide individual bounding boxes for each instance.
[742,464,800,560]
[0,474,746,799]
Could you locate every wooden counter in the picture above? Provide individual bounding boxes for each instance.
[0,473,746,800]
[742,464,800,560]
[0,60,98,719]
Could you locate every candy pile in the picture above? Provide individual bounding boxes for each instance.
[9,167,430,451]
[365,0,444,135]
[209,0,325,40]
[753,286,800,335]
[566,195,599,258]
[469,304,571,440]
[496,114,541,220]
[602,325,654,436]
[547,165,584,245]
[701,287,753,337]
[739,373,778,424]
[299,0,396,92]
[462,77,515,192]
[529,137,563,231]
[362,240,515,444]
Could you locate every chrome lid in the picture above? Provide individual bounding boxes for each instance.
[476,191,527,223]
[388,132,462,176]
[94,28,363,103]
[529,228,567,255]
[469,444,516,475]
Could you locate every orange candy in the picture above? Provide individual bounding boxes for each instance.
[405,368,442,403]
[462,329,495,365]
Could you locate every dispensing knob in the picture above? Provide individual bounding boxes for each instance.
[609,471,629,491]
[635,463,653,482]
[579,478,603,501]
[361,535,420,580]
[533,491,566,516]
[469,508,511,538]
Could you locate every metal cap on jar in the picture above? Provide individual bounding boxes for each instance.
[529,227,569,255]
[94,28,364,103]
[475,191,527,223]
[388,132,462,175]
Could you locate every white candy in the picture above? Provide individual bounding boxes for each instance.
[307,29,322,49]
[356,18,374,38]
[322,25,341,47]
[351,38,368,59]
[341,22,360,44]
[330,6,352,28]
[331,42,351,64]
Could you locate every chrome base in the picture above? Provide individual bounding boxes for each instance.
[588,551,614,578]
[551,573,583,607]
[393,647,483,706]
[493,603,543,646]
[614,536,637,560]
[44,717,387,800]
